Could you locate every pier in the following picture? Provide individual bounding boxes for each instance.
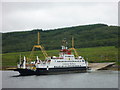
[88,62,116,71]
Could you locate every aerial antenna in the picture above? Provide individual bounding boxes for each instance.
[62,38,68,49]
[62,38,67,46]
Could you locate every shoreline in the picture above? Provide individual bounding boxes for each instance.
[101,64,119,71]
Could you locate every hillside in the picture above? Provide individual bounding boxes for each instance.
[2,46,118,67]
[2,24,118,53]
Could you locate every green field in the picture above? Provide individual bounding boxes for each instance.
[2,46,118,67]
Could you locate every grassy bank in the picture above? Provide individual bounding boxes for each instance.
[2,46,118,67]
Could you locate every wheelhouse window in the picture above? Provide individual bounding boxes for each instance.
[82,60,85,62]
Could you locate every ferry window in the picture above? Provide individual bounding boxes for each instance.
[82,60,84,62]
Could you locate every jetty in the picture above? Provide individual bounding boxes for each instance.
[88,62,116,71]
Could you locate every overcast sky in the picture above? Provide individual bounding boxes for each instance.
[2,1,118,33]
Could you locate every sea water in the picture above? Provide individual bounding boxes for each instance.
[1,70,118,88]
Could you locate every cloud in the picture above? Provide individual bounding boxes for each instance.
[2,2,118,32]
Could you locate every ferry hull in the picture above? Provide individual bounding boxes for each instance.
[14,67,87,75]
[14,68,36,76]
[36,67,87,75]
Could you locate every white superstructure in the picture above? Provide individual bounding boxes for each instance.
[34,45,88,70]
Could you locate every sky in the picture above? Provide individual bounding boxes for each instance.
[1,0,119,33]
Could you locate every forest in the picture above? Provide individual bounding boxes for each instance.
[2,23,119,53]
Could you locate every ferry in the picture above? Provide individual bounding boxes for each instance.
[14,32,88,75]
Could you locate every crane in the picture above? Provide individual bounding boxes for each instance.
[69,37,79,57]
[28,32,48,61]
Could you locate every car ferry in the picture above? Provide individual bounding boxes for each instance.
[14,32,88,75]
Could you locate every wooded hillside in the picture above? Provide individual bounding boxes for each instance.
[2,24,118,53]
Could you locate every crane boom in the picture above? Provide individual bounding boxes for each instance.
[69,37,79,57]
[28,32,48,61]
[38,32,40,45]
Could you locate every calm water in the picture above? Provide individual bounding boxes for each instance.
[2,70,118,88]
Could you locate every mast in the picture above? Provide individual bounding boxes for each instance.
[19,54,21,64]
[38,32,40,45]
[69,37,79,57]
[22,56,26,69]
[62,38,68,49]
[72,37,74,48]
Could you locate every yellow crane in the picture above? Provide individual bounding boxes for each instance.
[28,32,48,61]
[69,37,79,57]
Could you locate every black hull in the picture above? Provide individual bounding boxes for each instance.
[14,67,87,76]
[14,68,36,76]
